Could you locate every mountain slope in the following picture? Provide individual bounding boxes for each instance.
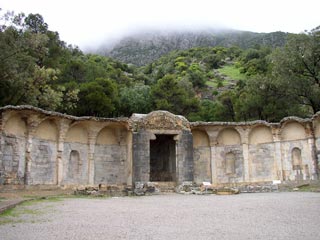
[98,29,289,66]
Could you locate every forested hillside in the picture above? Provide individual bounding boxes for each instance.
[100,30,289,66]
[1,10,319,122]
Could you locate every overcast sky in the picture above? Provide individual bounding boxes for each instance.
[1,0,320,49]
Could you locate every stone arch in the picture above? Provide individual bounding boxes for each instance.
[65,124,88,144]
[4,114,27,137]
[225,152,236,175]
[281,122,306,141]
[249,126,273,145]
[96,127,118,145]
[34,119,58,141]
[192,129,210,147]
[217,128,241,146]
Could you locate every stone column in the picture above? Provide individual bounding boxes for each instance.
[272,127,283,180]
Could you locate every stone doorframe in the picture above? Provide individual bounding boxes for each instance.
[132,129,194,184]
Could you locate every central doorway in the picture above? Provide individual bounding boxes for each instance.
[150,134,176,181]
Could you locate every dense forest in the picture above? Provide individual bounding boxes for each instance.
[1,10,319,122]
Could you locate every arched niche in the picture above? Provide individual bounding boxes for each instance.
[225,152,236,175]
[2,144,14,172]
[249,126,273,145]
[281,122,306,141]
[292,147,302,170]
[96,127,118,145]
[192,130,210,147]
[4,114,27,137]
[65,124,88,144]
[34,119,58,141]
[68,150,81,179]
[217,128,241,146]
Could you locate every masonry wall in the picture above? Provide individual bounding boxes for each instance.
[192,130,211,184]
[0,107,130,188]
[0,134,26,185]
[30,138,57,185]
[193,118,319,186]
[94,127,128,185]
[0,106,319,189]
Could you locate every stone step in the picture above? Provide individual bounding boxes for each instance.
[152,182,176,192]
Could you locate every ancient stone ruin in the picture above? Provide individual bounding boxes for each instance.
[0,105,319,192]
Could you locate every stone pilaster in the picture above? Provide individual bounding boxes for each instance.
[237,127,250,182]
[24,114,42,185]
[126,131,133,186]
[206,128,219,185]
[56,119,70,186]
[306,123,319,180]
[272,126,283,180]
[88,128,99,185]
[176,131,194,183]
[132,130,152,183]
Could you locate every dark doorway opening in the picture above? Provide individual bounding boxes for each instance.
[150,135,176,181]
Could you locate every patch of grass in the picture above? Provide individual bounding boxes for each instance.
[22,196,64,203]
[205,80,216,87]
[0,197,62,225]
[66,194,110,199]
[206,78,229,88]
[294,184,320,192]
[218,65,246,81]
[0,219,24,225]
[0,208,20,218]
[0,206,39,225]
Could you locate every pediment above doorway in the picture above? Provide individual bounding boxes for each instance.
[130,111,190,131]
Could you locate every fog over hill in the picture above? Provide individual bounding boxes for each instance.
[93,28,290,66]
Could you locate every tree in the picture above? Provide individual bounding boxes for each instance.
[119,84,152,116]
[187,63,206,88]
[24,13,48,33]
[233,75,305,122]
[271,27,320,114]
[0,11,78,110]
[151,74,199,116]
[239,46,271,76]
[75,78,119,117]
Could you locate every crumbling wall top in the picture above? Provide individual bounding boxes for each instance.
[0,105,129,123]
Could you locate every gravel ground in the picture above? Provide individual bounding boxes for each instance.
[0,192,319,240]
